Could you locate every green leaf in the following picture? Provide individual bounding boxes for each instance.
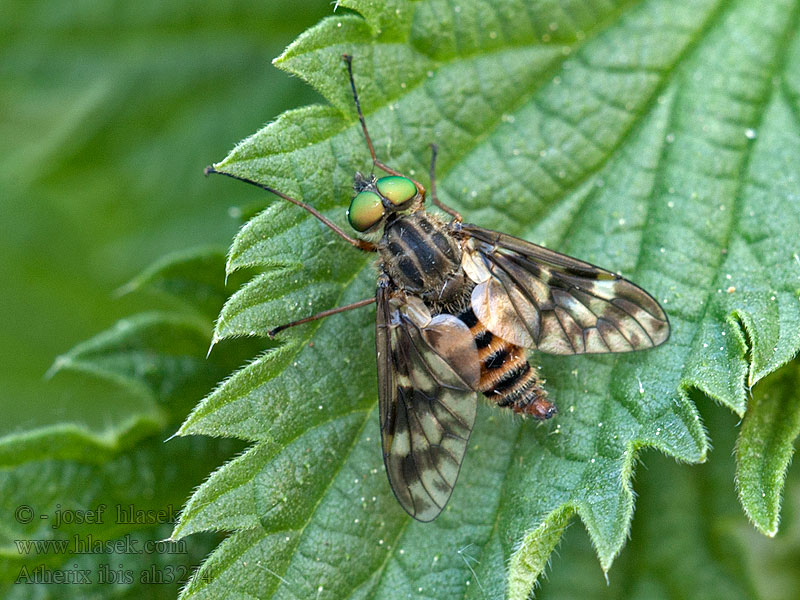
[118,246,232,320]
[538,383,800,600]
[0,436,237,587]
[736,361,800,536]
[3,526,222,600]
[1,247,261,468]
[182,0,800,598]
[31,248,256,464]
[0,249,251,593]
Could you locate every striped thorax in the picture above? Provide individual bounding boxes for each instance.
[379,212,467,308]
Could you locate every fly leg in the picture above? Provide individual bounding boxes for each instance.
[267,297,376,338]
[428,144,462,222]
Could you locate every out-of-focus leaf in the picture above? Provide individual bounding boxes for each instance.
[0,436,239,594]
[0,249,255,594]
[118,246,231,320]
[2,247,258,467]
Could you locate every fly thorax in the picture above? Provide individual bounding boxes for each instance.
[379,212,464,304]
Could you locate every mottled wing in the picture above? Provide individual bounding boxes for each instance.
[463,224,670,354]
[376,286,479,522]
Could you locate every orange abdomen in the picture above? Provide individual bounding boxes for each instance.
[457,308,556,420]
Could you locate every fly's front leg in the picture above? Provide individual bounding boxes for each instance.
[342,54,427,196]
[427,144,462,222]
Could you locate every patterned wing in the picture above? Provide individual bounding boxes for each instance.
[376,286,479,522]
[462,224,670,355]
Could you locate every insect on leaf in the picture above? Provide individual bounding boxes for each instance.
[175,1,800,599]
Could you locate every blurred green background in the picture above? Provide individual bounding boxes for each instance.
[0,0,332,426]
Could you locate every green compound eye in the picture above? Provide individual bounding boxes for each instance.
[376,176,417,206]
[348,191,385,232]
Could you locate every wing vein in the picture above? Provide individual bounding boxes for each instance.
[408,398,448,508]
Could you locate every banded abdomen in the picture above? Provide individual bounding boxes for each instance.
[457,307,556,420]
